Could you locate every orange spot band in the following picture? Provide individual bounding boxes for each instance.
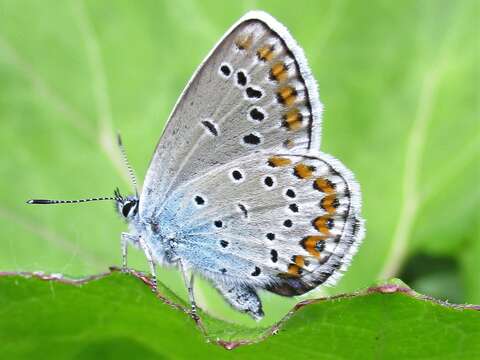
[270,62,288,82]
[287,264,302,276]
[283,108,303,130]
[321,194,338,213]
[277,86,297,106]
[236,35,252,50]
[268,156,292,167]
[301,236,326,258]
[294,164,315,179]
[314,178,335,194]
[292,255,306,267]
[313,215,333,235]
[257,45,274,61]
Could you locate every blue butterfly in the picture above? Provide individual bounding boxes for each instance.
[29,11,364,320]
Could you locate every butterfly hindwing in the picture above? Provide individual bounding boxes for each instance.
[141,12,322,220]
[162,151,363,296]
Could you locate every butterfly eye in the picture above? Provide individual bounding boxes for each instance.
[121,201,137,218]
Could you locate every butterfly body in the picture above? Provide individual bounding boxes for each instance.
[30,11,364,321]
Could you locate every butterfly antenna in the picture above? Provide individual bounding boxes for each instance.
[117,132,139,197]
[26,196,119,205]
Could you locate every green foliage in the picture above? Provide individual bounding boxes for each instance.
[0,0,478,333]
[1,271,479,359]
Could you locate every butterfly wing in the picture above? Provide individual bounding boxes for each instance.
[141,11,323,220]
[163,151,363,295]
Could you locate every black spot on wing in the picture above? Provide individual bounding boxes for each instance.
[194,196,205,205]
[249,107,265,121]
[201,120,218,136]
[271,249,278,263]
[243,133,261,145]
[238,203,248,218]
[232,170,243,181]
[236,71,247,86]
[220,64,231,77]
[264,176,274,187]
[283,219,293,228]
[220,240,229,248]
[251,266,261,276]
[286,189,296,198]
[245,87,262,99]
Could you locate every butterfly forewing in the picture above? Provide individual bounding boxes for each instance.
[163,152,363,295]
[141,13,322,220]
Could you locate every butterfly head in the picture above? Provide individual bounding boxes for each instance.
[114,188,139,220]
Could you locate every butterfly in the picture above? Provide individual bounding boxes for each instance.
[28,11,364,320]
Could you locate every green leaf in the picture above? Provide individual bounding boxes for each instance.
[1,270,479,359]
[0,0,478,326]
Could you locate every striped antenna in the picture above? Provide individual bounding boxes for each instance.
[27,188,123,205]
[26,196,119,205]
[117,132,138,196]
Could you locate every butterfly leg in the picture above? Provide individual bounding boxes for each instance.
[120,232,140,272]
[213,280,264,321]
[138,236,158,293]
[179,261,198,319]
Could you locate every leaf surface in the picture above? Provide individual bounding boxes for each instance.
[1,271,479,359]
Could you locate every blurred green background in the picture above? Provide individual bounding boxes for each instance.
[0,0,478,326]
